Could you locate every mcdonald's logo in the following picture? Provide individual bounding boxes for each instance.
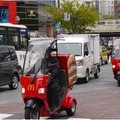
[27,84,34,91]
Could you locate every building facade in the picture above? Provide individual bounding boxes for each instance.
[17,2,39,31]
[115,0,120,17]
[99,0,115,16]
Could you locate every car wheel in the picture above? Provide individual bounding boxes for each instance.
[66,100,76,116]
[84,70,89,83]
[118,81,120,87]
[105,60,108,64]
[9,74,19,90]
[100,58,103,65]
[94,67,100,78]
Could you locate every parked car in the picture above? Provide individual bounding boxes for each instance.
[100,45,108,65]
[0,45,21,89]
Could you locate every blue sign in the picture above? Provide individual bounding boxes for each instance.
[0,7,9,23]
[55,23,60,28]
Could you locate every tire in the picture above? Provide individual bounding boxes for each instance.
[118,81,120,87]
[84,70,89,83]
[100,58,103,66]
[105,60,108,64]
[66,100,76,116]
[25,108,40,119]
[9,74,19,90]
[117,75,120,87]
[94,67,100,79]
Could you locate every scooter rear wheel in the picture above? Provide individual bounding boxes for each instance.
[25,108,40,119]
[66,100,76,116]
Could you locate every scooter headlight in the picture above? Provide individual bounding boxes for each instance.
[22,87,25,94]
[113,65,115,68]
[38,88,45,94]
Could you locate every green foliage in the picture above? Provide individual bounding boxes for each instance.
[45,0,99,34]
[103,14,119,19]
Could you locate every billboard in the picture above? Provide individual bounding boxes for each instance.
[27,8,38,18]
[0,6,9,23]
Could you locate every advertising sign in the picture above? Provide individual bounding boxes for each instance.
[27,8,38,18]
[0,6,9,23]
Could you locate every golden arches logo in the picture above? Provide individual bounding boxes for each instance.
[27,84,34,91]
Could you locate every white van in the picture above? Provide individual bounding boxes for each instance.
[57,34,100,83]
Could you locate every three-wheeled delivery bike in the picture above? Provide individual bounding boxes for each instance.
[20,38,77,119]
[111,47,120,86]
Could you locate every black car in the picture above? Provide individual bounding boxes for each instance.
[0,45,20,90]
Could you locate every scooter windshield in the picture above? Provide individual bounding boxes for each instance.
[115,49,120,59]
[23,41,51,76]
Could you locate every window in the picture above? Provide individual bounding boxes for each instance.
[19,28,28,50]
[8,28,20,50]
[9,48,17,61]
[0,47,10,63]
[57,43,82,56]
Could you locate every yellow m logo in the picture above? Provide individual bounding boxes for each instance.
[27,84,34,91]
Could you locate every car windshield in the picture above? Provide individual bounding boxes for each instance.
[57,43,82,56]
[23,41,52,76]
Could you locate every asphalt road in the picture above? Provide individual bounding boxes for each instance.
[0,62,120,119]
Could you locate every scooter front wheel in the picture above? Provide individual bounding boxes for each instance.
[25,108,40,119]
[66,100,76,116]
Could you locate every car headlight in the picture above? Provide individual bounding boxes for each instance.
[22,87,25,94]
[38,88,45,94]
[76,60,84,66]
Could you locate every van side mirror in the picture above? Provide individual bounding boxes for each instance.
[111,54,115,58]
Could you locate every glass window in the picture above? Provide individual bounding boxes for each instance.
[57,43,82,56]
[0,35,3,44]
[9,48,17,61]
[8,28,20,50]
[0,27,7,45]
[115,49,120,58]
[0,47,10,63]
[20,28,27,50]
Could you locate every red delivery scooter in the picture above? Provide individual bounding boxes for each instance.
[111,48,120,86]
[20,39,77,119]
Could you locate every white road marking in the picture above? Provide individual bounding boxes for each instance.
[0,113,91,120]
[68,118,91,120]
[40,117,49,119]
[40,117,91,120]
[0,113,13,119]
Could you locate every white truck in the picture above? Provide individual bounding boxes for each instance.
[57,34,100,83]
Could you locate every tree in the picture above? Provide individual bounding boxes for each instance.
[45,0,99,34]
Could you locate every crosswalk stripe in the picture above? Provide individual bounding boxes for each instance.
[0,113,13,119]
[68,118,91,120]
[0,113,91,120]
